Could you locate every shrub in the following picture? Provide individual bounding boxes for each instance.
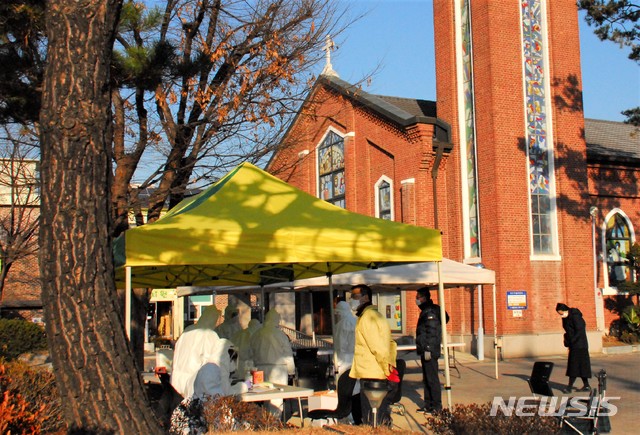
[202,395,284,432]
[425,402,561,434]
[1,360,65,433]
[0,319,48,361]
[169,395,284,434]
[0,362,54,434]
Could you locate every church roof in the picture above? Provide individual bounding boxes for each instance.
[318,75,450,143]
[585,118,640,164]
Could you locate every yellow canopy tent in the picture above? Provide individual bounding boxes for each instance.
[113,162,453,403]
[114,162,442,288]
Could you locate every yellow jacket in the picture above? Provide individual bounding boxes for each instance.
[349,305,397,380]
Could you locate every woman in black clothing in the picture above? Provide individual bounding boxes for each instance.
[556,303,592,393]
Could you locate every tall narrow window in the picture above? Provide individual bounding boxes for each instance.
[521,0,557,256]
[605,212,632,288]
[318,131,345,208]
[378,180,391,220]
[457,0,481,259]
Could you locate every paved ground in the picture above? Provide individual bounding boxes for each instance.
[144,349,639,433]
[387,350,639,433]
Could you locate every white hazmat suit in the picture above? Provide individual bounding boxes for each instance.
[184,338,249,399]
[250,310,295,415]
[231,318,262,375]
[170,305,221,396]
[216,305,242,340]
[334,300,360,395]
[334,301,356,376]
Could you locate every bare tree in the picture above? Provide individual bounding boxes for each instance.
[110,0,352,234]
[39,0,161,431]
[0,125,40,302]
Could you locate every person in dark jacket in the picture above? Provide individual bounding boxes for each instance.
[556,303,592,393]
[415,287,449,413]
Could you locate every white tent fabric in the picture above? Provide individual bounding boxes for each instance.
[176,259,495,296]
[286,259,495,289]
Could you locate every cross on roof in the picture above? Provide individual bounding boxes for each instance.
[321,35,339,77]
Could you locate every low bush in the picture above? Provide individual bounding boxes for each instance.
[170,395,284,434]
[0,319,48,361]
[0,361,65,434]
[1,360,65,433]
[425,402,561,434]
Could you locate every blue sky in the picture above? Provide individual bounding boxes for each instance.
[330,0,639,122]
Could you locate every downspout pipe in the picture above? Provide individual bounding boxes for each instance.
[431,138,453,229]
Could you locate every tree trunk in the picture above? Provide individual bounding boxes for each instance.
[38,0,161,432]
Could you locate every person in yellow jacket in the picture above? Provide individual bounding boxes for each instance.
[349,284,398,426]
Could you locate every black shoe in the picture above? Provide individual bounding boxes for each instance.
[577,386,591,392]
[417,406,434,413]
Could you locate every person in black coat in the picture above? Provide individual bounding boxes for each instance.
[556,303,592,393]
[415,287,449,413]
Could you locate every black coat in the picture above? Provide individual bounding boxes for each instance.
[415,301,449,358]
[562,308,589,350]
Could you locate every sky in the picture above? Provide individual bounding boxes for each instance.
[329,0,639,122]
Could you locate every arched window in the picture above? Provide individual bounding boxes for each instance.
[605,211,633,289]
[377,179,392,220]
[317,130,345,208]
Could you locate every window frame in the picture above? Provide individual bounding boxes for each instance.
[316,128,346,208]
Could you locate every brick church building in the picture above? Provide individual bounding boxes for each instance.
[268,0,639,358]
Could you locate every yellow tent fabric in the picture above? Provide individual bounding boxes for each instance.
[114,162,442,288]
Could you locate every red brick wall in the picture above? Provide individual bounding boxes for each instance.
[432,0,595,338]
[268,1,640,343]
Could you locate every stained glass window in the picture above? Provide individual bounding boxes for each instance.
[318,131,345,208]
[606,213,631,287]
[378,180,391,220]
[522,0,556,255]
[460,0,480,258]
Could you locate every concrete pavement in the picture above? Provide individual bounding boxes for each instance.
[387,350,639,433]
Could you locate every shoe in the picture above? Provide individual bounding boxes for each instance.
[577,386,591,392]
[417,406,434,413]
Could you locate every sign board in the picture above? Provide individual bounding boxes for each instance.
[507,290,527,310]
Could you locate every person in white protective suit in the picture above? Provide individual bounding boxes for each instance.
[183,338,249,399]
[231,318,262,377]
[250,310,295,416]
[216,305,243,340]
[334,301,357,377]
[170,305,222,396]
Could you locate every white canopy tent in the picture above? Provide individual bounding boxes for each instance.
[178,258,500,406]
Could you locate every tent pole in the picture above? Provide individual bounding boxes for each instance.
[493,283,499,379]
[125,266,132,340]
[261,286,265,323]
[328,273,337,377]
[437,261,452,407]
[310,290,316,346]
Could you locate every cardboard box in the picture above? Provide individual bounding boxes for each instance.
[307,390,338,411]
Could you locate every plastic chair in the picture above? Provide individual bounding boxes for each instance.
[527,361,554,398]
[307,370,357,422]
[295,348,329,390]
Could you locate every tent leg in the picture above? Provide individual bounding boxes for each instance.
[493,284,499,379]
[125,266,132,340]
[309,290,316,346]
[328,273,337,377]
[437,262,452,408]
[261,286,266,323]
